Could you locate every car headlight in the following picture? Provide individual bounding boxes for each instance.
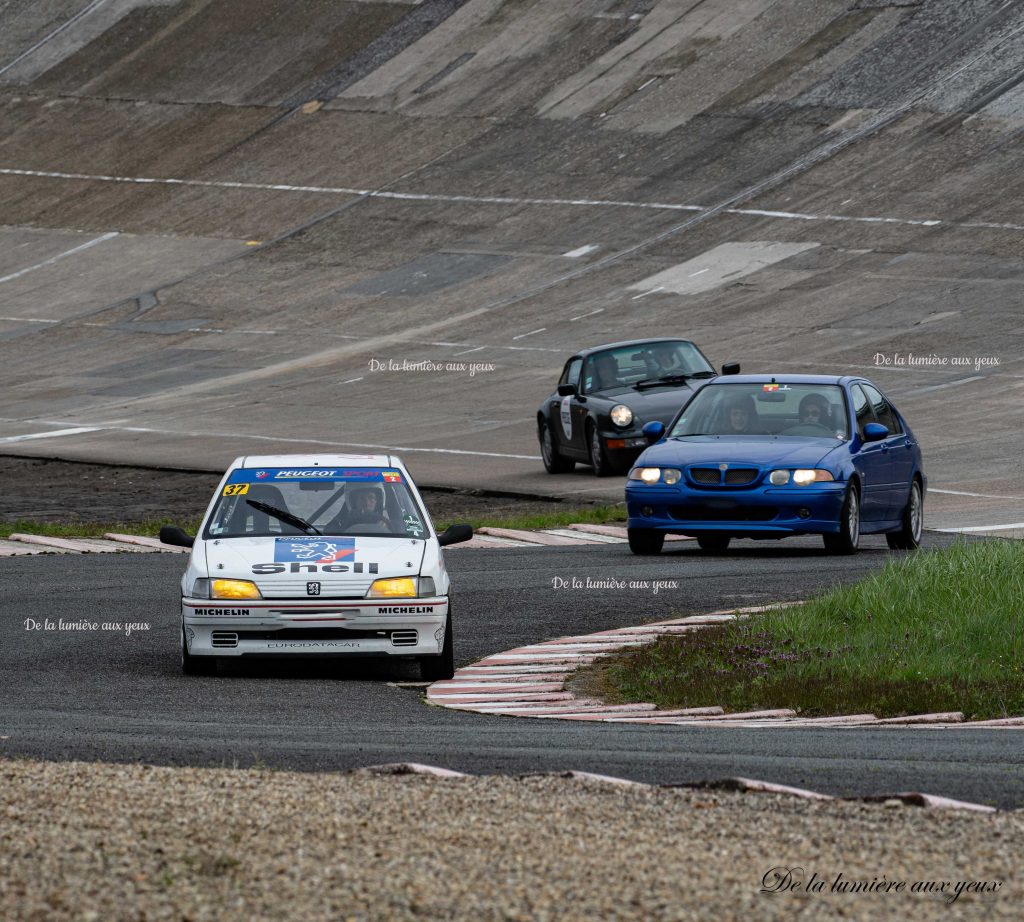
[610,405,633,428]
[628,467,681,484]
[792,469,835,485]
[208,579,262,600]
[366,577,436,599]
[770,469,835,486]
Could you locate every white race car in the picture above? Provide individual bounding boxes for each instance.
[160,454,472,679]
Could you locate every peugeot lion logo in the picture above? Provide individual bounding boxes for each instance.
[307,581,321,596]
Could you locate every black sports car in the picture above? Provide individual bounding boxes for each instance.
[537,339,738,476]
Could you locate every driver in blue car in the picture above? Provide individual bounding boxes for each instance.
[798,393,831,427]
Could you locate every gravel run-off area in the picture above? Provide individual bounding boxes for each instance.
[0,759,1019,921]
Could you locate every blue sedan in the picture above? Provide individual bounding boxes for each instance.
[625,375,925,555]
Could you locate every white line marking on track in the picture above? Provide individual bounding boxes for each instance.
[911,375,985,393]
[0,0,110,77]
[0,421,541,460]
[0,232,118,284]
[340,377,364,384]
[570,308,604,321]
[930,488,1024,499]
[512,328,546,340]
[562,244,599,258]
[0,426,103,443]
[0,316,59,324]
[452,346,485,355]
[630,286,664,300]
[5,168,1024,233]
[936,522,1024,533]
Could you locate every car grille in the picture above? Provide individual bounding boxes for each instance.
[391,630,419,647]
[211,631,238,648]
[670,504,778,522]
[688,467,759,486]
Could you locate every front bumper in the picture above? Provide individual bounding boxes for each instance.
[598,430,649,464]
[182,596,449,658]
[626,481,846,537]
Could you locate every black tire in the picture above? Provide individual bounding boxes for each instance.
[628,528,664,555]
[887,479,923,550]
[181,626,217,676]
[539,418,575,474]
[587,421,615,477]
[697,534,731,553]
[420,614,454,681]
[823,484,860,555]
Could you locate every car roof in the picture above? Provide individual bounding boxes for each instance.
[233,454,400,469]
[572,338,698,358]
[700,374,856,385]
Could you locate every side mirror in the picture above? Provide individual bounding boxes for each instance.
[160,525,195,549]
[438,524,473,547]
[862,422,889,442]
[721,362,740,375]
[642,421,665,444]
[556,383,576,397]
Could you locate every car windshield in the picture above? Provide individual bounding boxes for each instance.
[204,467,430,540]
[581,341,714,392]
[669,383,849,439]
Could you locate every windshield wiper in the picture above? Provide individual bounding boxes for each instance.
[634,370,718,390]
[634,373,691,390]
[245,499,321,535]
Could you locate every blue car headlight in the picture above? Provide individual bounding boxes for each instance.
[770,469,835,486]
[629,467,681,485]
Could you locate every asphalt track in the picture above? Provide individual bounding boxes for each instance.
[4,532,1022,809]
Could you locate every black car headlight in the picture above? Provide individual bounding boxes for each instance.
[610,404,633,428]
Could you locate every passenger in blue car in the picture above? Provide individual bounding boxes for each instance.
[725,394,760,434]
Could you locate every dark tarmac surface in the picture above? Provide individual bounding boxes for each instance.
[2,532,1021,809]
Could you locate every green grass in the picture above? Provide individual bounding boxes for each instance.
[1,505,625,541]
[0,517,201,540]
[580,540,1024,720]
[435,504,626,533]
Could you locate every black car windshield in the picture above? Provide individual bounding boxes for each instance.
[204,467,430,540]
[581,341,714,393]
[669,383,849,439]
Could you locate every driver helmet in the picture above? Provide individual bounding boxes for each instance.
[346,485,386,518]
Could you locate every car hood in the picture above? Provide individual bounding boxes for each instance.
[203,535,426,598]
[639,436,843,469]
[600,384,701,423]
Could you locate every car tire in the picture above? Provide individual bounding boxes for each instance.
[697,534,731,553]
[539,418,575,474]
[420,614,454,682]
[628,528,664,555]
[587,421,615,477]
[823,484,860,555]
[181,626,216,676]
[886,479,923,550]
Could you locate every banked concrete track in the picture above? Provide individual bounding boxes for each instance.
[1,0,1022,530]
